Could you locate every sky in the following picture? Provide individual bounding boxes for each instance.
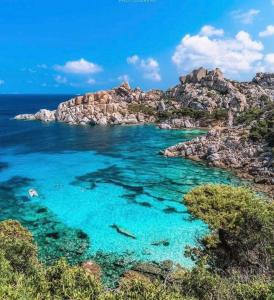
[0,0,274,93]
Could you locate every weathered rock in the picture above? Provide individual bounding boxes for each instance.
[163,127,274,186]
[15,109,56,122]
[82,261,102,279]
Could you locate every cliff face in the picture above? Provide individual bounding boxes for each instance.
[14,68,274,128]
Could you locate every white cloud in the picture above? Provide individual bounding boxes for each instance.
[127,55,161,81]
[265,53,274,64]
[265,53,274,72]
[200,25,224,37]
[118,74,130,82]
[172,28,264,76]
[55,58,102,74]
[54,75,67,84]
[272,0,274,5]
[127,55,139,64]
[87,78,96,85]
[0,79,4,86]
[232,9,260,24]
[259,25,274,37]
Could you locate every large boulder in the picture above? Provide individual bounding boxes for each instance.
[34,109,56,122]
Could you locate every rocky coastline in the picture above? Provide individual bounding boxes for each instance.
[15,67,274,193]
[162,127,274,195]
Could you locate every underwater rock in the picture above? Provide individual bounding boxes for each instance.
[110,224,137,239]
[36,208,48,214]
[151,239,170,247]
[163,206,182,214]
[46,232,60,239]
[138,201,152,208]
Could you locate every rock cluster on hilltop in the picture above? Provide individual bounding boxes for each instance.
[167,67,270,118]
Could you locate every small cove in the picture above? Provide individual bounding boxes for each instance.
[0,95,241,267]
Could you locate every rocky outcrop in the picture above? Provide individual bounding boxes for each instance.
[167,67,271,122]
[158,117,199,129]
[14,109,56,122]
[14,68,274,129]
[163,128,274,185]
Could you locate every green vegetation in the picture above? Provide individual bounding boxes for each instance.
[127,102,228,123]
[184,185,274,277]
[236,107,263,125]
[237,102,274,146]
[157,107,228,122]
[128,103,155,116]
[0,185,273,299]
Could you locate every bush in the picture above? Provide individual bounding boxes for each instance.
[128,104,155,116]
[184,185,274,277]
[0,220,39,275]
[236,108,263,125]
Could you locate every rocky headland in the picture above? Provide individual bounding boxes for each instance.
[15,67,274,193]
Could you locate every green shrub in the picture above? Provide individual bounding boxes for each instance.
[184,185,274,277]
[236,108,263,125]
[0,220,39,275]
[128,104,155,116]
[45,259,103,299]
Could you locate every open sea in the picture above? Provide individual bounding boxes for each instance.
[0,94,240,270]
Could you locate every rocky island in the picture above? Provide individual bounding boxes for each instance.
[15,67,274,194]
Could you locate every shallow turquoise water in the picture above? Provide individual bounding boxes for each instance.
[0,95,240,266]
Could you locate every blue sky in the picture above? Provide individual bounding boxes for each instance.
[0,0,274,93]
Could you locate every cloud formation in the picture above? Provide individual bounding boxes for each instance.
[172,28,264,76]
[0,79,5,86]
[127,55,161,81]
[55,58,102,74]
[259,25,274,37]
[200,25,224,37]
[232,9,260,24]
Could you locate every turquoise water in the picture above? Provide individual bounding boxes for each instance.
[0,95,240,266]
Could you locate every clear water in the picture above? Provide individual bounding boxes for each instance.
[0,95,240,266]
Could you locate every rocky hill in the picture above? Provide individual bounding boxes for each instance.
[15,67,273,128]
